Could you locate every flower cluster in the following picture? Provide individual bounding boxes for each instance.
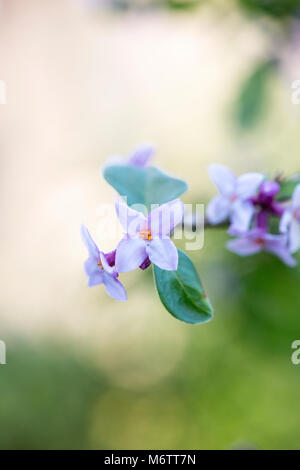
[82,147,300,310]
[81,146,184,301]
[207,164,299,267]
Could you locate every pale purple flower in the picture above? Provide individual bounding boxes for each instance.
[207,164,264,231]
[105,144,154,168]
[227,227,297,267]
[250,180,283,217]
[115,198,184,272]
[81,225,127,301]
[280,184,300,254]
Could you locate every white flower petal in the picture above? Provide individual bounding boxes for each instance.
[236,173,264,199]
[206,195,230,225]
[87,272,104,287]
[99,251,114,274]
[146,238,178,270]
[227,237,262,256]
[230,201,254,232]
[289,220,300,254]
[266,242,297,267]
[208,164,236,196]
[81,224,100,259]
[103,273,127,301]
[84,257,98,276]
[148,199,184,237]
[292,184,300,208]
[115,198,147,236]
[279,209,292,233]
[115,237,147,272]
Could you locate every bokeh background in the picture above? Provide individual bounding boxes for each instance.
[1,0,300,450]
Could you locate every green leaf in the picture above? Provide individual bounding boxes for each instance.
[238,0,300,18]
[234,59,277,130]
[153,249,213,324]
[103,165,188,210]
[277,175,300,201]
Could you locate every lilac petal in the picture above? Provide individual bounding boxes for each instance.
[87,271,104,287]
[115,198,147,237]
[99,251,114,274]
[208,164,236,196]
[206,195,230,225]
[227,225,243,237]
[263,233,286,243]
[127,144,155,167]
[115,237,148,272]
[230,201,254,232]
[227,237,262,256]
[148,199,184,237]
[270,201,284,217]
[146,238,178,270]
[228,226,265,239]
[139,256,151,270]
[292,184,300,207]
[266,241,297,267]
[81,224,99,259]
[248,228,266,239]
[255,210,268,231]
[280,210,292,233]
[289,220,300,254]
[259,180,280,199]
[105,250,116,267]
[84,257,98,276]
[103,273,127,301]
[236,173,264,199]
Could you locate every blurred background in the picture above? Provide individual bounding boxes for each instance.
[1,0,300,450]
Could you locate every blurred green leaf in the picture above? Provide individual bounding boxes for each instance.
[277,175,300,200]
[238,0,300,18]
[234,59,277,130]
[154,249,213,324]
[167,0,200,10]
[230,251,300,349]
[103,165,188,210]
[0,342,104,450]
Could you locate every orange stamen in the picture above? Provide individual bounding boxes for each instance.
[140,229,152,241]
[97,260,104,270]
[294,209,300,220]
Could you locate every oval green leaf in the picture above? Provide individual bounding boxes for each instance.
[234,59,277,130]
[154,249,213,324]
[103,165,188,210]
